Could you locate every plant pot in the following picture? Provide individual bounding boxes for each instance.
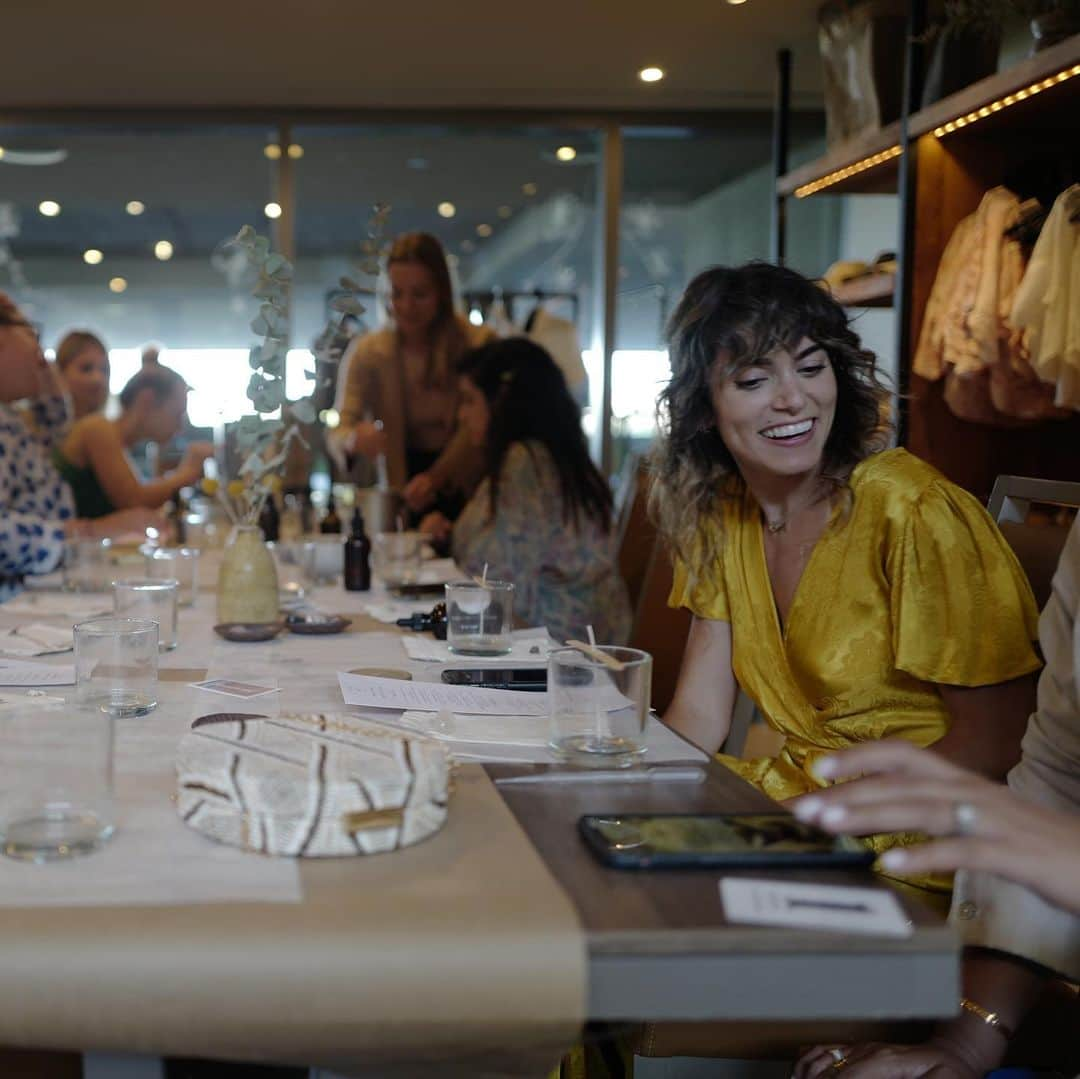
[216,525,280,625]
[1030,12,1080,52]
[921,25,1002,107]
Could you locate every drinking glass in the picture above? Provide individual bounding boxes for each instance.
[372,532,422,588]
[113,578,179,651]
[63,537,114,593]
[548,646,652,766]
[445,579,514,656]
[0,702,115,862]
[144,546,200,606]
[75,617,159,718]
[301,535,344,585]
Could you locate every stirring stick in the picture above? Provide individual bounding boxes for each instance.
[565,639,626,671]
[474,562,489,588]
[585,624,613,746]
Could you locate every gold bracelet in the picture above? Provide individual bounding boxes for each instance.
[958,997,1013,1041]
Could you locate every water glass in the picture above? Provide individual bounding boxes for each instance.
[144,546,200,606]
[548,646,652,766]
[63,537,114,592]
[372,532,422,588]
[113,578,179,651]
[0,702,115,862]
[445,579,514,656]
[75,617,159,718]
[302,535,344,585]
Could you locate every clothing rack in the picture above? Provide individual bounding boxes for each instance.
[462,288,580,324]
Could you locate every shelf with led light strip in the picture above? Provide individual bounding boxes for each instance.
[777,33,1080,200]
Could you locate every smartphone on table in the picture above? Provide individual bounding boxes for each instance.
[441,668,547,691]
[578,812,874,870]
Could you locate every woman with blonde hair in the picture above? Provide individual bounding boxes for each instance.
[55,329,110,420]
[329,232,492,516]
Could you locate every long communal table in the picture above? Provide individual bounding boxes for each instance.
[0,551,957,1073]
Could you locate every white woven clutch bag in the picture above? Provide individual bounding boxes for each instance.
[177,712,450,857]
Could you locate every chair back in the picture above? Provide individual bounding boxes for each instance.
[629,541,691,714]
[988,475,1080,610]
[616,460,658,616]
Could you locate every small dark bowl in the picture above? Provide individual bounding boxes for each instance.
[286,614,352,635]
[213,620,288,643]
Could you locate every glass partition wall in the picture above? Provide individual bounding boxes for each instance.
[0,112,832,477]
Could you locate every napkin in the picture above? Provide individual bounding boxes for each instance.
[1,623,74,656]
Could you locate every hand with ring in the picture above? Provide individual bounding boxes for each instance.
[790,739,1080,915]
[793,1040,982,1078]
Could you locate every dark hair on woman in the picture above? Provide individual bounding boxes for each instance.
[0,291,29,327]
[458,338,613,532]
[387,231,464,388]
[650,262,892,578]
[56,330,108,371]
[119,363,187,410]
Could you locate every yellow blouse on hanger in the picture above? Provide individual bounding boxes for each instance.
[671,449,1041,858]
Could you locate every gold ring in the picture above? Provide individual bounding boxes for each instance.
[830,1061,848,1071]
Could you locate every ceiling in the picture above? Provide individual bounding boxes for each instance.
[0,0,824,111]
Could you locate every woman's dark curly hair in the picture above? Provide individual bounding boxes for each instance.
[458,337,613,532]
[650,262,892,579]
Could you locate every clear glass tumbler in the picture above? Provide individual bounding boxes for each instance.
[371,532,422,588]
[445,579,514,656]
[75,617,159,718]
[0,701,115,862]
[548,646,652,766]
[63,537,114,593]
[302,535,344,585]
[144,546,200,607]
[113,578,179,651]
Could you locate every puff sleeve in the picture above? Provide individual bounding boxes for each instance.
[888,479,1041,686]
[668,519,730,623]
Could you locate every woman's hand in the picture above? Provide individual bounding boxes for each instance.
[73,507,166,540]
[351,421,388,459]
[792,740,1080,914]
[419,511,452,545]
[177,441,215,485]
[403,472,436,512]
[794,1040,980,1079]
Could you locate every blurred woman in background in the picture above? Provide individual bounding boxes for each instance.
[422,338,630,644]
[53,363,213,519]
[329,232,492,518]
[55,330,110,420]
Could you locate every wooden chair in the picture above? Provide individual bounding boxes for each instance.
[629,540,690,715]
[616,460,658,618]
[988,474,1080,610]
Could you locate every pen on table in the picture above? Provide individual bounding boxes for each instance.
[495,766,706,786]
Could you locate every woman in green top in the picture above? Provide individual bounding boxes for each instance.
[54,365,213,518]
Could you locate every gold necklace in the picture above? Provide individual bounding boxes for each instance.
[762,485,828,535]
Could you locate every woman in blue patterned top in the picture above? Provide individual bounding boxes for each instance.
[0,293,162,601]
[422,337,631,644]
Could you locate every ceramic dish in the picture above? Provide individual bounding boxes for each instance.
[285,613,352,635]
[213,620,288,643]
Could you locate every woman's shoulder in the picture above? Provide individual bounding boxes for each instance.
[502,439,554,479]
[347,327,397,367]
[850,448,949,510]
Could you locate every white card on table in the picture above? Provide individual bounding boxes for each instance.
[720,878,913,938]
[0,659,76,686]
[190,679,280,699]
[338,671,548,716]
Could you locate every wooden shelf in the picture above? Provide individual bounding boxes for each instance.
[779,33,1080,199]
[830,273,895,308]
[776,121,901,198]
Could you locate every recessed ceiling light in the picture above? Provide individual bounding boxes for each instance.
[437,201,456,218]
[38,200,61,217]
[522,182,538,196]
[126,200,145,216]
[497,205,512,219]
[83,249,103,265]
[109,277,128,293]
[639,66,665,83]
[287,144,304,159]
[476,223,493,238]
[154,240,174,261]
[555,146,577,162]
[726,0,748,5]
[264,202,282,219]
[264,144,282,160]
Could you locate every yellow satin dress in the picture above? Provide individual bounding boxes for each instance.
[670,449,1041,868]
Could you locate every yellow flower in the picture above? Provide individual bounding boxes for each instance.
[227,480,246,499]
[265,474,283,494]
[200,478,219,496]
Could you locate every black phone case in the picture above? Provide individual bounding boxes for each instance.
[441,669,547,689]
[577,813,876,871]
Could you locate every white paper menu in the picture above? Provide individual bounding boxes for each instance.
[338,671,548,716]
[0,659,76,686]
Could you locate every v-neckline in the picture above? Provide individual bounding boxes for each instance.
[751,495,834,647]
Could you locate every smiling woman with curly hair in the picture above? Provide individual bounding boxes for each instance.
[653,262,1041,880]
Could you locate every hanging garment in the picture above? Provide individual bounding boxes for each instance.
[525,307,589,409]
[1009,184,1080,411]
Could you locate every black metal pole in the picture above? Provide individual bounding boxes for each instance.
[893,0,927,447]
[772,48,792,266]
